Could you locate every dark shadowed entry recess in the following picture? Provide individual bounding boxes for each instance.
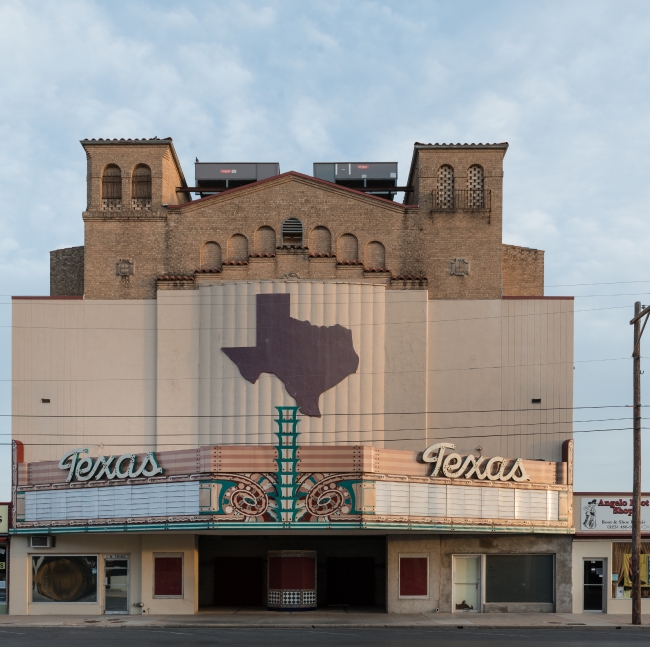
[213,557,264,607]
[199,536,385,609]
[327,557,376,606]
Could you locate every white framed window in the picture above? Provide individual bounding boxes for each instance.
[398,553,429,599]
[153,553,184,599]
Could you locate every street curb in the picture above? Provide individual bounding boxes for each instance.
[1,622,649,630]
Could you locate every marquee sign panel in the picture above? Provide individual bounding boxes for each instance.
[12,410,573,534]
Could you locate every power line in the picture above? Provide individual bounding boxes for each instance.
[3,415,618,438]
[0,425,645,448]
[0,404,642,419]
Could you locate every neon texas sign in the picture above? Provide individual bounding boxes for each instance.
[422,443,530,482]
[59,448,164,483]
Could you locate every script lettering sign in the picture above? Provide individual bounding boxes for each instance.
[59,448,164,483]
[422,443,530,482]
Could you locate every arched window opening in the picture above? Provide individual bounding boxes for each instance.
[309,226,331,256]
[337,233,358,263]
[437,164,454,210]
[132,164,152,211]
[364,241,386,270]
[468,164,484,209]
[254,226,276,255]
[227,234,249,262]
[200,242,222,269]
[281,218,303,247]
[102,165,122,211]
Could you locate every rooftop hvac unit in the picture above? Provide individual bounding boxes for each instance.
[194,162,280,194]
[313,162,398,200]
[30,536,55,548]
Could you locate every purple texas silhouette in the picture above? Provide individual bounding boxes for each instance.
[222,293,359,417]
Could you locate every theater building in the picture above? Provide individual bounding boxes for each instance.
[572,492,650,614]
[9,138,574,615]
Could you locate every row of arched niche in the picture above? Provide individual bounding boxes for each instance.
[200,218,386,270]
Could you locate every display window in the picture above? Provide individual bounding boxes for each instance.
[399,554,428,598]
[0,544,7,610]
[31,555,98,603]
[485,554,554,604]
[611,542,650,599]
[153,554,183,598]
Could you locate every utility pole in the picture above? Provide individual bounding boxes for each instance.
[630,301,650,625]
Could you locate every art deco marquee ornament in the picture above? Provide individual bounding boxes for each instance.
[58,448,164,482]
[422,443,530,482]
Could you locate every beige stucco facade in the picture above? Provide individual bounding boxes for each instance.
[12,286,573,463]
[8,534,197,616]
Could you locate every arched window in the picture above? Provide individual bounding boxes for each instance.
[102,164,122,211]
[281,218,303,246]
[309,226,331,255]
[468,164,484,209]
[438,164,454,209]
[254,226,276,255]
[201,242,222,269]
[364,241,386,270]
[337,233,358,263]
[227,234,248,262]
[132,164,152,210]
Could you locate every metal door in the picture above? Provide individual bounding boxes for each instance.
[583,559,605,611]
[104,556,129,614]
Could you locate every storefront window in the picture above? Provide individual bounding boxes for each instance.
[485,555,553,603]
[0,545,7,611]
[32,556,98,603]
[154,555,183,597]
[611,542,650,599]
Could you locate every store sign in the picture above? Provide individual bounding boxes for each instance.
[581,497,650,532]
[58,449,164,483]
[0,504,8,533]
[422,443,530,482]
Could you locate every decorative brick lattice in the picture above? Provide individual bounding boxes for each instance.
[438,165,454,209]
[101,199,122,211]
[131,198,151,211]
[468,165,484,209]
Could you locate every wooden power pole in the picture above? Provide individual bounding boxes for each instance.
[631,301,650,625]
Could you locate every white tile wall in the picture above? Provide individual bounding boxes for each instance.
[24,482,200,521]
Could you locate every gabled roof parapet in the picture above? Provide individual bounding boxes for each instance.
[167,171,417,212]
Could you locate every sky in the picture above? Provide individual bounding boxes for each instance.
[1,0,650,499]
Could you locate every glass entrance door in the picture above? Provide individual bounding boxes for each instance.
[583,559,605,611]
[104,556,129,614]
[454,556,481,612]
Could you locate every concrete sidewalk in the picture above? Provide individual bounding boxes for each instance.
[0,609,649,629]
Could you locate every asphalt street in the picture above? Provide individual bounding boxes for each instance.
[0,627,647,646]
